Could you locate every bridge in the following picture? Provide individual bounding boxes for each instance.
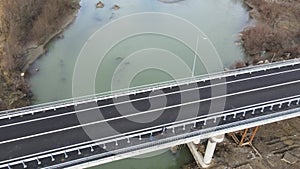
[1,59,300,169]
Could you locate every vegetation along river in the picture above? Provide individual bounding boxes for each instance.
[29,0,250,168]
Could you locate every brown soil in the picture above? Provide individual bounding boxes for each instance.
[240,0,300,65]
[183,1,300,168]
[0,0,80,111]
[183,117,300,169]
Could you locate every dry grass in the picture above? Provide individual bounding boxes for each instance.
[242,0,300,61]
[0,0,79,111]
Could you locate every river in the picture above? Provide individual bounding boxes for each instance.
[29,0,249,168]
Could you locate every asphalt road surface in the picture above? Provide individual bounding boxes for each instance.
[1,63,300,168]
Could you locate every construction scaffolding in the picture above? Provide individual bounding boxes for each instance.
[229,126,260,146]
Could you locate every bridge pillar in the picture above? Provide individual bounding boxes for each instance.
[193,138,201,144]
[203,134,224,165]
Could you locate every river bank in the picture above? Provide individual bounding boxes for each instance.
[183,0,300,168]
[240,0,300,66]
[0,2,298,168]
[24,10,79,71]
[27,0,250,168]
[183,117,300,169]
[0,0,80,111]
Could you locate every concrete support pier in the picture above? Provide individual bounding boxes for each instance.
[188,134,224,168]
[203,134,224,165]
[187,142,210,168]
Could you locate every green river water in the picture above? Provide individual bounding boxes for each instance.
[29,0,250,168]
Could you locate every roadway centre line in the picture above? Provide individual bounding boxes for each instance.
[1,66,300,128]
[2,58,300,117]
[1,94,300,166]
[1,61,299,120]
[1,94,300,167]
[0,78,300,145]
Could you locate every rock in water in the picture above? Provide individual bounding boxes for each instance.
[170,146,178,154]
[96,1,104,8]
[112,5,120,10]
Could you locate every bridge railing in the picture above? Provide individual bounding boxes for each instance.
[1,94,300,168]
[49,104,300,169]
[1,58,300,119]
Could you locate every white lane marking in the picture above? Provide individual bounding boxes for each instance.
[1,66,300,128]
[1,59,300,118]
[0,78,300,145]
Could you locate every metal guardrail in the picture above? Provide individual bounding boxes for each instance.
[1,58,300,119]
[1,58,300,168]
[50,105,300,169]
[1,94,300,168]
[1,75,300,145]
[2,65,300,124]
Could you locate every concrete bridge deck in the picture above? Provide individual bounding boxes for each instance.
[0,59,300,168]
